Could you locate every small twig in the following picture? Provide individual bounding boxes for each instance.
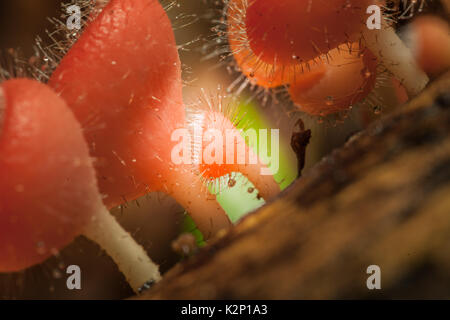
[290,119,311,178]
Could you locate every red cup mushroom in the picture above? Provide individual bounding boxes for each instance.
[0,78,160,292]
[402,15,450,77]
[224,0,429,115]
[49,0,232,238]
[184,92,280,199]
[288,44,378,116]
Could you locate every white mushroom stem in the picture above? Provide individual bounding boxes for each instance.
[362,19,429,97]
[83,206,161,293]
[166,165,233,240]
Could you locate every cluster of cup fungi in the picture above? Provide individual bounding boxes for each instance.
[212,0,449,117]
[0,0,449,295]
[0,0,279,293]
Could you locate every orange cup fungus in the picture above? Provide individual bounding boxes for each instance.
[0,79,160,292]
[226,0,429,115]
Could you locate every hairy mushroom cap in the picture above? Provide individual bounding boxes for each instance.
[49,0,184,208]
[289,44,378,116]
[226,0,380,115]
[49,0,231,238]
[245,0,377,66]
[0,79,102,272]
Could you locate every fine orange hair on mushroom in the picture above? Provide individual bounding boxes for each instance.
[226,0,296,88]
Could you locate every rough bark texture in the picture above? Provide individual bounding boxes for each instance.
[139,72,450,299]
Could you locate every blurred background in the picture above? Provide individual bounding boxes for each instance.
[0,0,444,299]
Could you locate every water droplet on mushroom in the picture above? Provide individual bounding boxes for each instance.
[228,178,236,187]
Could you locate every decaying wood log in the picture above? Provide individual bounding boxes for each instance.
[139,72,450,299]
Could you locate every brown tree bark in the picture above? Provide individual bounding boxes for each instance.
[139,72,450,299]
